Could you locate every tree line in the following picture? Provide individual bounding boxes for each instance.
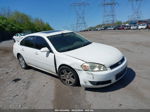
[0,9,53,42]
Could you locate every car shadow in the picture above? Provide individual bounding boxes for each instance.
[85,67,136,92]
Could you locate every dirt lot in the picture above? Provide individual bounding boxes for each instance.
[0,30,150,109]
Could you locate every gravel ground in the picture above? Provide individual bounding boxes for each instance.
[0,30,150,109]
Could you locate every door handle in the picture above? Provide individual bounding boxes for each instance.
[21,48,24,51]
[35,52,38,55]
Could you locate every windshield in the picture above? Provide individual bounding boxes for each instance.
[47,32,92,52]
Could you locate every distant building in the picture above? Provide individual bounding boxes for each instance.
[129,19,150,25]
[139,19,150,24]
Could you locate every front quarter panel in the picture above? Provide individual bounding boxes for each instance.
[56,53,86,84]
[56,53,84,72]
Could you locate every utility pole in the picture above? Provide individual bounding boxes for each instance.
[71,1,89,31]
[102,0,117,25]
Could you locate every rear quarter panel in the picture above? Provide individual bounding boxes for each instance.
[13,42,20,58]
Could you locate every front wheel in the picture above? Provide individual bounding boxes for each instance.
[58,66,79,86]
[18,55,28,69]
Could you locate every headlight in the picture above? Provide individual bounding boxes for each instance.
[81,63,107,72]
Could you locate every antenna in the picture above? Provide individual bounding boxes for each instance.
[71,1,89,31]
[129,0,143,21]
[102,0,117,25]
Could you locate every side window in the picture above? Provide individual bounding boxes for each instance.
[34,36,49,50]
[20,36,35,48]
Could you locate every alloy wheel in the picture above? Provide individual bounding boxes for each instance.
[59,68,76,86]
[18,55,27,69]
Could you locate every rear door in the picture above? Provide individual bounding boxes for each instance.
[20,36,37,65]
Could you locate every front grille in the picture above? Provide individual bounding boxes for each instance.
[89,80,111,86]
[116,67,127,80]
[110,57,125,69]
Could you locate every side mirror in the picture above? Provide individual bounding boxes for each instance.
[40,47,49,52]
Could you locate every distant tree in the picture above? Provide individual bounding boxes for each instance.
[0,9,53,41]
[115,21,122,25]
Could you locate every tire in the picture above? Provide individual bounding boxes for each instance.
[58,66,79,86]
[18,55,28,69]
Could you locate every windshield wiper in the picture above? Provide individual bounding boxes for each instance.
[82,42,92,47]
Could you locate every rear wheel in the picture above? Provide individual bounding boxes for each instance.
[58,66,79,86]
[18,55,28,69]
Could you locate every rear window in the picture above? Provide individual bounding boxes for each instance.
[20,36,35,48]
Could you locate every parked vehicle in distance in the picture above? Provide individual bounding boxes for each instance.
[96,27,104,31]
[96,26,107,31]
[13,30,127,88]
[13,32,31,42]
[113,25,119,30]
[117,25,125,30]
[13,33,25,42]
[147,24,150,29]
[138,23,147,30]
[107,26,115,30]
[130,25,138,30]
[123,25,131,30]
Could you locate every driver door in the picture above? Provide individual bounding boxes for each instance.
[33,36,56,74]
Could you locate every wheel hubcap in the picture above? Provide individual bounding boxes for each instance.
[19,57,25,68]
[60,69,75,85]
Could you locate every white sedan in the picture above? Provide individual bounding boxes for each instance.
[138,24,147,30]
[13,30,127,88]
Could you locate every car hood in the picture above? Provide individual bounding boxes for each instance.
[63,42,123,67]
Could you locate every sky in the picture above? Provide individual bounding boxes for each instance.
[0,0,150,30]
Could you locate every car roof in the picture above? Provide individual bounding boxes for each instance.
[26,30,72,37]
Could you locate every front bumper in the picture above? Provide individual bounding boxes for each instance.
[76,57,128,88]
